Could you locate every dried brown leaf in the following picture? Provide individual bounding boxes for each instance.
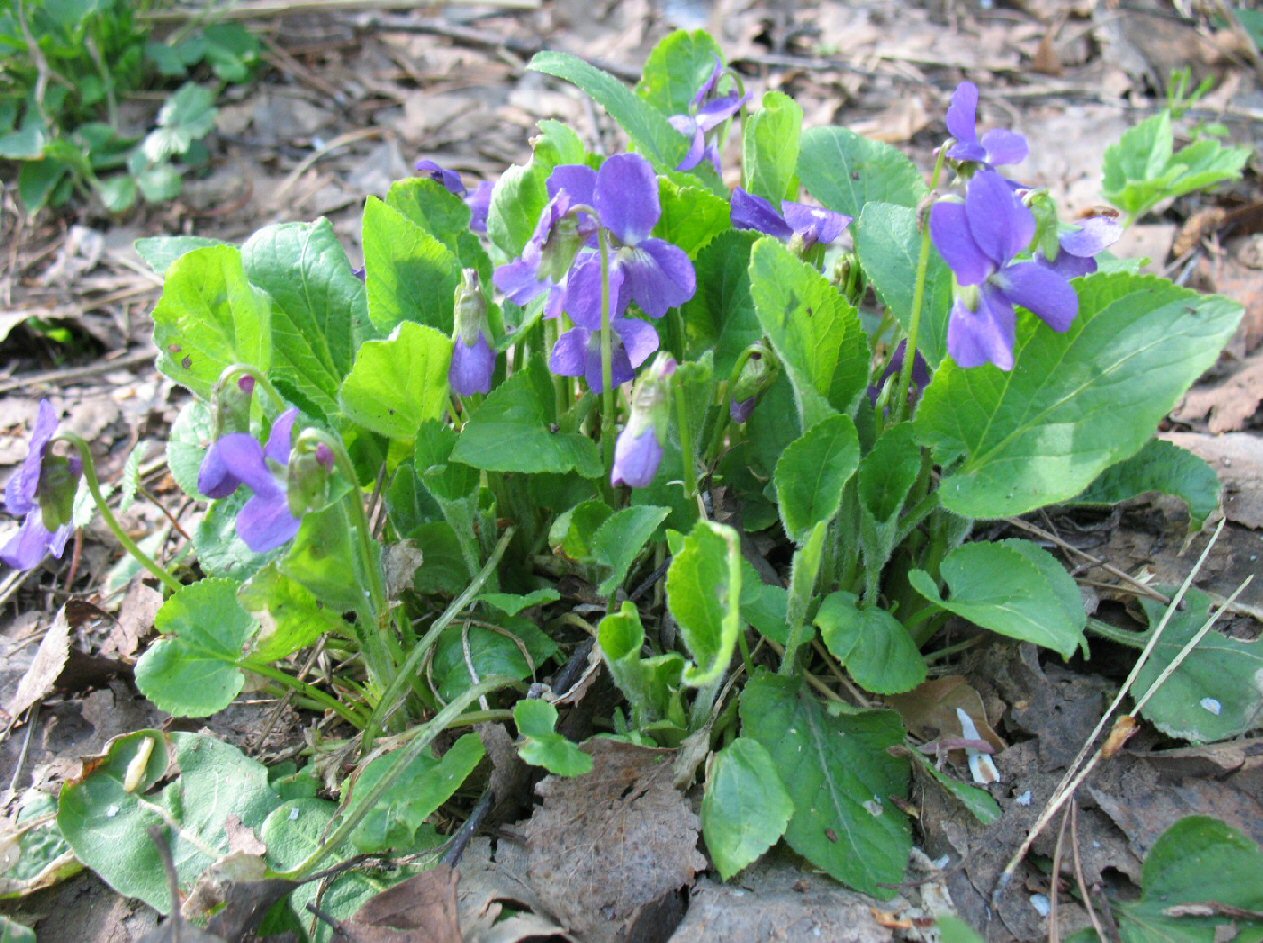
[5,608,71,720]
[337,865,462,943]
[1173,353,1263,433]
[887,675,1006,758]
[521,739,706,943]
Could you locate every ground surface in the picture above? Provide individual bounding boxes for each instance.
[1,0,1262,940]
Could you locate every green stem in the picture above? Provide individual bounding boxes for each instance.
[58,434,182,593]
[894,145,951,422]
[243,659,366,726]
[277,677,511,881]
[673,381,703,517]
[362,527,515,750]
[598,229,616,472]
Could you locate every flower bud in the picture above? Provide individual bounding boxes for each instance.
[211,369,258,441]
[286,440,335,518]
[611,355,677,489]
[1026,189,1061,261]
[37,452,82,532]
[727,343,777,423]
[450,269,495,396]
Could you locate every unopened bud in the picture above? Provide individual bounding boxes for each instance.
[212,368,258,439]
[728,343,777,423]
[37,452,82,532]
[451,269,495,396]
[287,442,334,517]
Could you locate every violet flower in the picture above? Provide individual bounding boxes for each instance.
[945,82,1028,169]
[612,356,676,488]
[669,57,749,172]
[551,155,696,325]
[731,188,852,250]
[450,269,496,396]
[415,159,467,196]
[867,340,931,405]
[548,308,661,393]
[930,170,1077,370]
[1,400,78,570]
[493,192,572,320]
[198,409,303,553]
[467,180,494,235]
[1040,214,1123,279]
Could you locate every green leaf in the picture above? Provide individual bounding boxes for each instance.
[238,564,346,662]
[93,174,138,213]
[654,179,731,258]
[1070,438,1219,530]
[280,503,368,614]
[528,51,689,171]
[681,229,761,376]
[938,917,987,943]
[740,561,788,645]
[18,158,70,214]
[487,161,548,259]
[134,162,183,204]
[200,23,261,82]
[598,603,686,728]
[915,274,1242,519]
[1116,817,1263,943]
[749,238,870,429]
[194,490,275,581]
[135,235,225,275]
[362,196,462,335]
[346,733,485,853]
[430,617,557,701]
[0,789,80,899]
[909,539,1086,658]
[740,672,911,897]
[0,122,47,160]
[798,126,925,219]
[702,737,793,880]
[143,82,216,162]
[339,321,452,442]
[904,750,1001,825]
[0,915,35,942]
[742,91,802,204]
[636,29,725,116]
[1117,589,1263,743]
[58,731,281,914]
[666,520,741,686]
[774,413,860,543]
[167,399,212,498]
[591,505,670,597]
[856,202,952,366]
[816,592,925,695]
[386,176,492,285]
[549,499,614,562]
[477,588,561,616]
[152,245,271,398]
[451,356,603,477]
[134,579,255,717]
[858,423,923,591]
[514,700,594,777]
[243,219,372,420]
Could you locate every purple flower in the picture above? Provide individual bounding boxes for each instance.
[867,340,932,405]
[1,400,77,570]
[415,159,466,196]
[731,188,852,250]
[467,180,493,235]
[451,269,495,396]
[198,409,302,553]
[493,192,571,320]
[931,170,1078,370]
[611,355,676,488]
[668,58,749,172]
[552,155,696,326]
[945,82,1028,169]
[549,308,660,393]
[1040,214,1123,279]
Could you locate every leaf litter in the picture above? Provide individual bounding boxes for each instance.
[3,0,1263,940]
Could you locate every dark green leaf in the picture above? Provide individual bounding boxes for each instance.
[702,737,793,879]
[816,592,925,695]
[798,126,925,219]
[592,505,671,597]
[774,413,860,543]
[1070,438,1219,530]
[681,229,760,376]
[514,700,593,777]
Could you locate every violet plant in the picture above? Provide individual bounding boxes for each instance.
[5,29,1251,931]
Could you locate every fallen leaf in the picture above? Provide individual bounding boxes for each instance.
[521,739,706,942]
[1162,432,1263,528]
[336,865,462,943]
[5,609,71,720]
[105,580,163,659]
[1173,352,1263,433]
[887,675,1006,761]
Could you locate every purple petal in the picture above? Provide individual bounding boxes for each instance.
[450,333,495,395]
[549,326,590,378]
[980,129,1028,167]
[1061,216,1122,258]
[730,397,756,423]
[0,513,68,570]
[1043,252,1096,279]
[594,154,660,246]
[199,433,272,498]
[611,428,664,488]
[691,56,724,109]
[947,290,1016,370]
[585,336,635,393]
[612,317,660,370]
[5,400,58,516]
[783,201,851,248]
[965,170,1035,267]
[415,160,466,196]
[930,201,992,286]
[265,408,299,466]
[494,257,551,306]
[618,239,696,319]
[562,252,627,330]
[999,261,1078,332]
[695,93,745,132]
[544,283,567,320]
[670,117,707,172]
[467,180,493,235]
[945,82,979,146]
[731,188,793,241]
[547,164,596,207]
[237,492,301,554]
